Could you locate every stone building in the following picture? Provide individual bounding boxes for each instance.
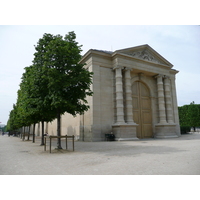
[36,44,180,141]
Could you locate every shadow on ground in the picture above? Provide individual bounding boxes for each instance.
[11,132,200,157]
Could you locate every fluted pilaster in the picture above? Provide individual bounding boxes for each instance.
[124,68,136,124]
[155,74,167,124]
[114,66,126,124]
[164,76,174,124]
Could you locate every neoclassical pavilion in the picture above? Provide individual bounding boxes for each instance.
[38,44,180,141]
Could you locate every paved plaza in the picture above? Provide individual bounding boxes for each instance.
[0,133,200,175]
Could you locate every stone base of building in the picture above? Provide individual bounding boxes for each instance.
[154,123,180,138]
[112,124,139,141]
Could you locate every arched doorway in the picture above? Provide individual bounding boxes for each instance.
[132,81,153,138]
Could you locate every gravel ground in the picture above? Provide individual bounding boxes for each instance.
[0,132,200,175]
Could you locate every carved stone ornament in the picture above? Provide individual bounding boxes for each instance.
[125,50,163,64]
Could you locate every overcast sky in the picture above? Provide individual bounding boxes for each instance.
[0,25,199,125]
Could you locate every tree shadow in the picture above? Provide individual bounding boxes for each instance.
[72,139,187,157]
[40,132,200,156]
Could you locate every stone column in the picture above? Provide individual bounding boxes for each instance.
[155,74,167,124]
[164,76,174,124]
[124,67,136,124]
[114,66,126,124]
[170,75,181,127]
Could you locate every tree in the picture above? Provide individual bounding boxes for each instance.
[7,31,93,148]
[187,102,200,131]
[178,101,200,132]
[32,32,93,148]
[178,105,189,126]
[19,66,38,142]
[1,125,7,132]
[7,104,21,132]
[19,65,55,144]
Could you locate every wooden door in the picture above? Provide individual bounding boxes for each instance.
[132,81,152,138]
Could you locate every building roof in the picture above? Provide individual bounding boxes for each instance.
[80,44,174,68]
[91,49,113,54]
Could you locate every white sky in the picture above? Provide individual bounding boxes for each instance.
[0,1,200,125]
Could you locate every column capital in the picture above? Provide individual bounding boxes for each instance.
[124,67,132,78]
[163,76,170,86]
[154,74,164,79]
[124,67,132,71]
[163,75,171,80]
[124,67,136,124]
[113,65,124,70]
[156,74,168,124]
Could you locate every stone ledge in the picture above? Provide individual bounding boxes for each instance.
[112,124,138,141]
[115,137,139,141]
[154,123,180,138]
[155,123,177,127]
[155,135,179,139]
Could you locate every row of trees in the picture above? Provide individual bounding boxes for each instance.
[7,31,93,148]
[178,101,200,132]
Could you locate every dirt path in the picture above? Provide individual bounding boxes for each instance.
[0,133,200,175]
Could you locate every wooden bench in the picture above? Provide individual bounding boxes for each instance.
[105,133,115,141]
[44,135,75,153]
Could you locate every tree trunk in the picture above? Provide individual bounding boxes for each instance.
[23,126,26,141]
[40,121,45,145]
[27,126,30,140]
[20,127,22,139]
[32,123,36,143]
[57,112,62,149]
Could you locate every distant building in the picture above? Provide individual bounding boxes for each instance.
[35,44,180,141]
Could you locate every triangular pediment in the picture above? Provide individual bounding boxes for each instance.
[115,44,173,67]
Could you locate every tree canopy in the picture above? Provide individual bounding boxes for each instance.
[7,31,93,147]
[178,101,200,131]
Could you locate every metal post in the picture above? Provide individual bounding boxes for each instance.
[50,137,52,153]
[66,135,67,149]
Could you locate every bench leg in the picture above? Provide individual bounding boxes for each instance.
[44,137,46,151]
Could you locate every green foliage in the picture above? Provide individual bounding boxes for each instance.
[178,105,189,126]
[7,104,20,131]
[178,101,200,132]
[37,32,93,117]
[32,31,93,147]
[187,102,200,128]
[7,31,93,147]
[2,125,7,132]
